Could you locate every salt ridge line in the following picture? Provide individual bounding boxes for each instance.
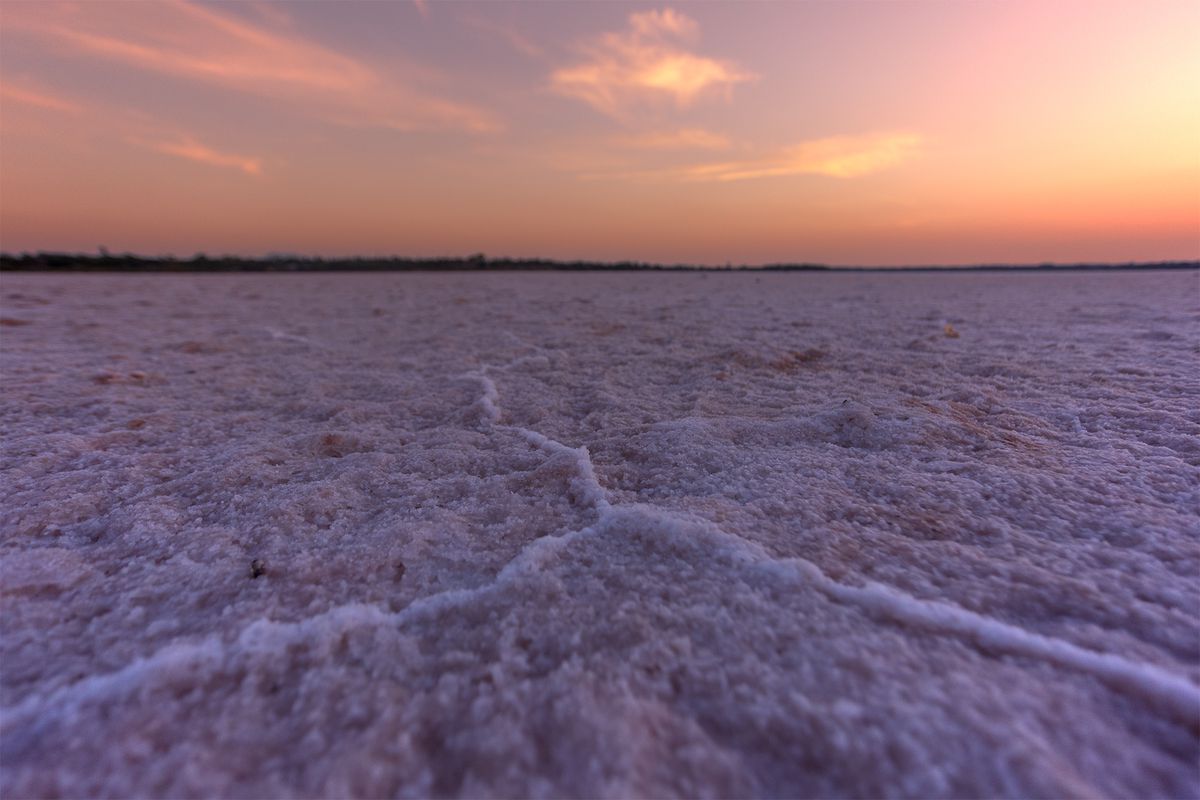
[261,326,317,346]
[0,526,606,730]
[464,358,1199,725]
[463,365,610,514]
[463,369,501,425]
[0,605,392,730]
[0,361,611,729]
[8,506,1198,730]
[6,359,1197,730]
[0,510,716,729]
[772,560,1200,726]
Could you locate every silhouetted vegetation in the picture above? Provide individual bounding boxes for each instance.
[0,252,1195,273]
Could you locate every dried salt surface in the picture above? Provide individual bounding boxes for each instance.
[1,270,1198,799]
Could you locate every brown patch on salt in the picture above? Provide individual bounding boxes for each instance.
[316,433,368,458]
[768,348,828,372]
[177,340,223,354]
[717,346,829,374]
[5,293,51,306]
[92,371,163,386]
[0,548,93,596]
[906,399,1045,453]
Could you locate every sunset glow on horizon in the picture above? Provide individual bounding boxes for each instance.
[1,0,1197,265]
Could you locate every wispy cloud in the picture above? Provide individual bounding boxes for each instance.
[243,2,294,31]
[0,83,81,113]
[1,77,264,177]
[461,14,544,59]
[412,0,430,20]
[617,128,732,150]
[584,132,923,182]
[140,136,263,176]
[682,133,923,181]
[551,8,754,118]
[2,1,498,133]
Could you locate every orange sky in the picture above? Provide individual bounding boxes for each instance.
[1,0,1197,265]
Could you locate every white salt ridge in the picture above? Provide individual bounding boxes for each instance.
[465,361,612,514]
[8,503,1195,737]
[515,429,612,514]
[261,325,316,345]
[463,369,502,425]
[458,356,1200,726]
[769,562,1200,726]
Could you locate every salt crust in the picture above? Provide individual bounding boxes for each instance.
[1,271,1197,798]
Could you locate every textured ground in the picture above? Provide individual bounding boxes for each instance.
[1,270,1198,799]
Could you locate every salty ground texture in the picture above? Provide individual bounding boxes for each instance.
[1,270,1198,799]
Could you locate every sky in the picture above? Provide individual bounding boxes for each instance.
[0,0,1197,266]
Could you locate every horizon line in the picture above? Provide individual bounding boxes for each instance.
[2,251,1198,273]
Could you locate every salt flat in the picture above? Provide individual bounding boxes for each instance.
[1,270,1197,798]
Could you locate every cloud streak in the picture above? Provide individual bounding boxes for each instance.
[0,83,81,113]
[0,77,265,178]
[142,137,263,176]
[461,14,545,59]
[682,133,924,181]
[584,132,923,182]
[617,128,732,150]
[2,1,498,133]
[551,9,754,118]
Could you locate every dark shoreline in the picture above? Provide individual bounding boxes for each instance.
[1,254,1196,273]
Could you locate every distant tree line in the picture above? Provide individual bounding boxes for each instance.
[0,252,739,272]
[0,252,1195,273]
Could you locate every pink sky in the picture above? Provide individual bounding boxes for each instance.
[1,0,1197,265]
